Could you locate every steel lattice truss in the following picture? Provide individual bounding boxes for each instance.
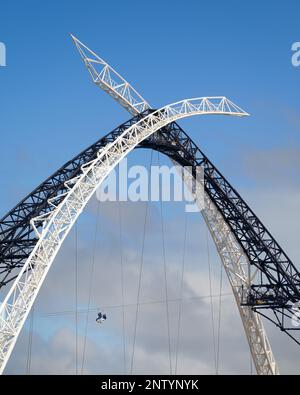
[0,98,246,287]
[1,110,300,332]
[142,124,300,332]
[0,98,250,372]
[0,36,299,375]
[71,35,150,115]
[69,36,300,340]
[0,114,144,287]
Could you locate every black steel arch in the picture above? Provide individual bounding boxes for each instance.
[0,110,300,340]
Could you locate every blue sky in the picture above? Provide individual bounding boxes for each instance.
[1,0,300,374]
[1,0,300,212]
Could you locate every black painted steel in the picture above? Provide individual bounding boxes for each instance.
[0,111,150,287]
[0,110,299,340]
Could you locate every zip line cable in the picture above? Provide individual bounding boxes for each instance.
[206,228,217,374]
[26,304,34,375]
[216,264,223,375]
[37,293,232,318]
[81,201,101,374]
[75,222,78,375]
[158,153,172,374]
[130,150,153,375]
[175,208,188,374]
[118,181,126,374]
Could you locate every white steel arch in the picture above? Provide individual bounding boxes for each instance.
[0,97,249,374]
[71,34,151,115]
[71,36,279,375]
[187,180,279,375]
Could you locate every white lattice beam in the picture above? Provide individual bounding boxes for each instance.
[69,38,278,374]
[71,34,150,115]
[0,98,247,374]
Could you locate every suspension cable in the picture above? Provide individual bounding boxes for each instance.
[26,304,34,375]
[216,264,223,375]
[81,200,101,375]
[158,153,172,374]
[130,150,153,375]
[118,178,126,374]
[206,228,217,374]
[75,222,78,375]
[175,208,188,374]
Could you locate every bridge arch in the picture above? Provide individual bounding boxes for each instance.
[0,100,288,374]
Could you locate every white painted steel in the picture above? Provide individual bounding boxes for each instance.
[71,34,150,115]
[70,38,278,374]
[0,37,278,375]
[0,97,247,374]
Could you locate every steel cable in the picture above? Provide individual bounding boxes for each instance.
[80,201,101,374]
[118,182,126,374]
[206,228,217,374]
[130,151,153,374]
[175,209,188,374]
[158,153,172,374]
